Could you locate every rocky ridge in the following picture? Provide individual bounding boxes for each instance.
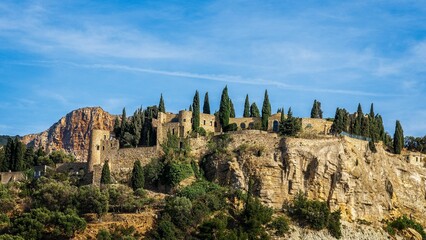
[199,131,426,227]
[22,107,115,161]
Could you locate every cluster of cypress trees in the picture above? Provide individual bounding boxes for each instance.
[1,137,26,171]
[331,104,385,141]
[114,106,158,148]
[331,103,404,154]
[279,107,302,136]
[243,94,260,118]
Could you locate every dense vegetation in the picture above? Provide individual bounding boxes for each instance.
[0,137,75,172]
[385,215,426,240]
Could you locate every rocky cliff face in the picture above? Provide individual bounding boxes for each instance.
[22,107,115,161]
[200,131,426,226]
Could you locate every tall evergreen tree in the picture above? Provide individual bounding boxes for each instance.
[0,148,5,172]
[13,139,25,171]
[393,120,404,154]
[310,100,323,118]
[261,90,271,131]
[250,103,260,117]
[361,117,370,138]
[120,108,127,140]
[4,137,14,171]
[229,99,236,118]
[203,92,211,114]
[192,90,200,131]
[189,105,193,111]
[280,107,285,123]
[243,94,250,117]
[24,147,35,168]
[100,160,112,184]
[331,108,349,134]
[131,160,144,190]
[352,103,363,135]
[219,86,230,128]
[368,103,378,141]
[376,115,385,142]
[158,94,166,113]
[113,117,121,138]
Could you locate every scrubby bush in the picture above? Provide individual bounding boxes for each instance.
[286,192,342,238]
[223,123,238,132]
[31,177,77,211]
[386,215,426,239]
[163,163,193,187]
[76,185,109,219]
[0,185,15,213]
[270,216,290,236]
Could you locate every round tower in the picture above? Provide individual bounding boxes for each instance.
[87,129,110,172]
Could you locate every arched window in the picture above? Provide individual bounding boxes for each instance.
[240,123,246,129]
[249,122,254,129]
[273,120,279,132]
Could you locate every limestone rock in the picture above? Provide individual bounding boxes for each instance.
[22,107,115,161]
[201,132,426,226]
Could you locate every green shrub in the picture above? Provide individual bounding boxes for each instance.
[0,234,25,240]
[286,192,342,238]
[386,215,426,239]
[177,180,222,200]
[97,229,112,240]
[223,123,238,132]
[164,163,193,187]
[144,158,164,188]
[270,216,289,236]
[76,185,109,218]
[197,127,207,136]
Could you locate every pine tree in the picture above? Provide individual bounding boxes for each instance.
[131,160,144,190]
[310,100,323,118]
[203,92,211,114]
[376,115,385,142]
[280,108,301,136]
[331,108,349,134]
[192,90,200,131]
[393,120,404,154]
[219,86,230,128]
[243,94,250,117]
[261,90,271,131]
[280,107,285,123]
[158,94,166,113]
[361,116,370,138]
[100,160,112,184]
[229,99,235,118]
[250,103,260,117]
[24,147,35,168]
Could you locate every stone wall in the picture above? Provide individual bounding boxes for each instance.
[0,172,26,184]
[98,146,160,184]
[301,118,333,134]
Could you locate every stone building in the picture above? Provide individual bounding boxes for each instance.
[405,153,425,167]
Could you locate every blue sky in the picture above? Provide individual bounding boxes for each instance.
[0,0,425,136]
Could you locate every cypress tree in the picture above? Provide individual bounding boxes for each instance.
[229,99,236,118]
[4,137,14,171]
[353,103,363,135]
[203,92,211,114]
[219,86,230,128]
[280,107,285,123]
[250,103,260,117]
[158,94,166,113]
[189,105,193,111]
[393,120,404,154]
[192,90,200,131]
[361,116,370,138]
[131,160,144,190]
[310,100,323,118]
[113,117,121,138]
[261,90,271,131]
[24,147,35,168]
[376,115,385,142]
[0,148,5,172]
[243,94,250,117]
[368,103,378,141]
[100,160,112,184]
[120,108,127,139]
[331,108,349,134]
[14,139,25,171]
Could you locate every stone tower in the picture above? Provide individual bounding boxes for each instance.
[87,129,110,172]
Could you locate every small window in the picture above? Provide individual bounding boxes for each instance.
[96,145,100,150]
[183,119,186,122]
[214,121,217,127]
[204,120,206,125]
[172,128,175,135]
[241,123,246,129]
[102,146,105,151]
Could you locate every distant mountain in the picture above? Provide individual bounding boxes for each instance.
[0,135,20,146]
[21,107,115,161]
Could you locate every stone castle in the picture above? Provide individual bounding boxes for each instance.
[86,110,333,183]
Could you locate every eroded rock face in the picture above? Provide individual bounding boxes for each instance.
[22,107,115,161]
[201,132,426,226]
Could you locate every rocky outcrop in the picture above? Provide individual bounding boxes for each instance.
[201,131,426,226]
[22,107,115,161]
